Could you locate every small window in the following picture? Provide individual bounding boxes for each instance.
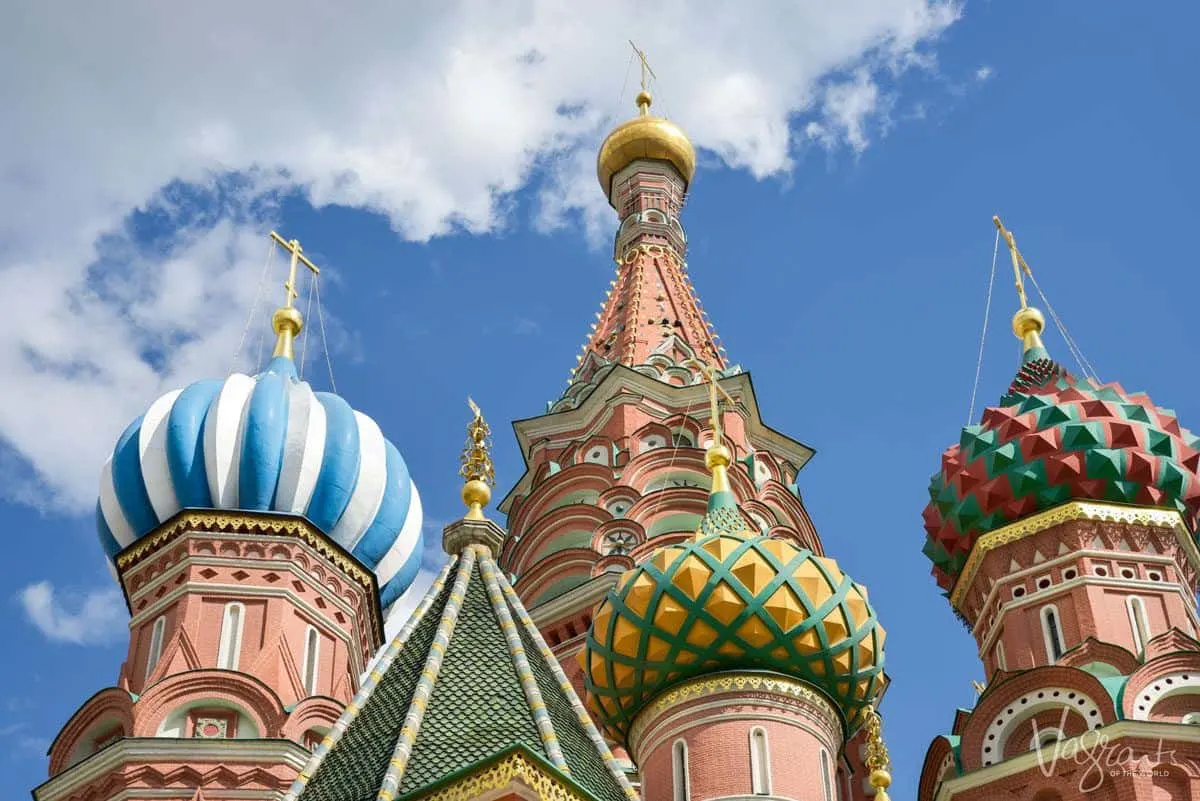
[640,434,667,454]
[750,728,770,795]
[1121,567,1136,579]
[606,500,630,518]
[1036,576,1051,590]
[1127,596,1151,653]
[819,748,834,801]
[1095,566,1109,577]
[1029,727,1064,750]
[1041,605,1066,662]
[1013,586,1026,598]
[145,616,167,680]
[672,740,690,801]
[584,447,608,465]
[672,431,694,448]
[1148,571,1163,582]
[1063,568,1077,580]
[217,602,245,671]
[303,626,320,696]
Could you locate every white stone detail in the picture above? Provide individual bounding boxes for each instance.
[980,687,1103,767]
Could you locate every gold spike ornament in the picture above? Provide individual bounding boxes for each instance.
[864,704,893,801]
[459,398,495,520]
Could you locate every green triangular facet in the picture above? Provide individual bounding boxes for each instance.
[1085,448,1124,481]
[1018,395,1052,414]
[1105,480,1140,503]
[1036,484,1073,506]
[1009,462,1047,497]
[1062,422,1103,450]
[949,495,982,533]
[1038,405,1073,427]
[1121,404,1153,423]
[1160,462,1188,495]
[1148,429,1175,458]
[987,441,1020,475]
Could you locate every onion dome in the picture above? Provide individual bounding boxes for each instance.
[922,305,1200,592]
[97,237,425,615]
[596,90,696,200]
[582,445,886,743]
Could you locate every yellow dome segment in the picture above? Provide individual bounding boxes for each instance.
[596,91,697,199]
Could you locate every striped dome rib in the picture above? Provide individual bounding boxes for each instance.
[97,356,424,616]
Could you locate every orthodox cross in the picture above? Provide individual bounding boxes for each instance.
[269,231,321,309]
[460,397,495,487]
[684,358,737,445]
[992,215,1033,310]
[629,40,656,94]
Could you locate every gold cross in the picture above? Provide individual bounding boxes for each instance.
[683,358,737,444]
[629,40,656,94]
[992,215,1033,310]
[269,231,321,310]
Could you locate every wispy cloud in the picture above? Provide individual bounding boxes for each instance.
[514,317,542,336]
[975,65,994,82]
[0,1,964,518]
[18,582,127,645]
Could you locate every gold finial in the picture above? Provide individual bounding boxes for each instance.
[992,216,1046,353]
[629,40,656,115]
[864,704,893,801]
[459,398,495,520]
[268,231,321,361]
[683,359,738,494]
[972,679,987,695]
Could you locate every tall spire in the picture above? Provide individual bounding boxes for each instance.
[992,216,1047,358]
[267,231,321,361]
[572,59,724,387]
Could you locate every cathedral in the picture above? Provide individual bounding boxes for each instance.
[30,76,1200,801]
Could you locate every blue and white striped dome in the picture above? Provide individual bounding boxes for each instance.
[97,356,424,615]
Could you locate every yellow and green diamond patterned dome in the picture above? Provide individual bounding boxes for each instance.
[581,447,886,743]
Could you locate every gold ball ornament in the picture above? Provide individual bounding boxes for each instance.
[1011,306,1045,340]
[462,479,491,510]
[272,306,303,336]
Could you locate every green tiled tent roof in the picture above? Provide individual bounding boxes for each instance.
[285,544,634,801]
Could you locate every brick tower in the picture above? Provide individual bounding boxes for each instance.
[917,219,1200,800]
[498,73,893,799]
[35,236,427,801]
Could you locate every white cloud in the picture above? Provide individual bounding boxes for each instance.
[976,65,995,82]
[18,581,127,645]
[0,0,962,515]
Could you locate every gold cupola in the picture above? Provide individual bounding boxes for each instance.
[596,88,696,201]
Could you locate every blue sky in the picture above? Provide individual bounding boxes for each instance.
[3,2,1199,799]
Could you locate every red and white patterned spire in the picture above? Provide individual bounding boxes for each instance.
[568,88,726,389]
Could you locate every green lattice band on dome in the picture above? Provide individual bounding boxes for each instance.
[582,529,885,743]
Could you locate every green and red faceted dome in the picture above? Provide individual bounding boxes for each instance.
[923,336,1200,592]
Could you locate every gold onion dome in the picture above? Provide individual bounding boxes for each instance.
[581,444,887,744]
[596,90,697,199]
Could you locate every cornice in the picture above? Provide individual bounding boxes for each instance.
[502,368,814,511]
[628,671,842,756]
[114,510,384,647]
[32,737,310,801]
[951,501,1197,611]
[934,720,1200,801]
